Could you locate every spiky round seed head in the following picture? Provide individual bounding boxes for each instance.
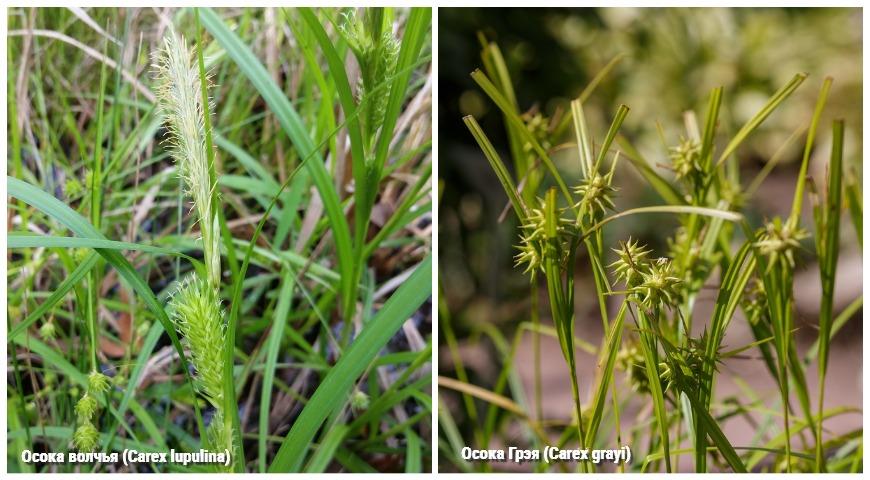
[755,219,808,269]
[74,421,99,452]
[514,234,544,280]
[668,137,702,181]
[667,227,697,262]
[521,112,552,154]
[609,238,652,288]
[719,180,745,209]
[351,389,370,414]
[75,394,99,423]
[520,202,547,244]
[520,197,573,242]
[574,173,616,221]
[44,371,57,386]
[112,373,126,387]
[88,371,110,395]
[515,196,573,276]
[39,321,57,341]
[666,227,717,281]
[631,257,682,309]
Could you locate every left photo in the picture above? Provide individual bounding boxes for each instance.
[7,6,432,473]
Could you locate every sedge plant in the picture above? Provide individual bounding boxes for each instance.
[154,31,235,465]
[440,33,861,473]
[7,7,432,473]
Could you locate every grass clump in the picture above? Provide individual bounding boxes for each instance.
[7,7,431,473]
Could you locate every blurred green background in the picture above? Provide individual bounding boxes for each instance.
[438,7,862,471]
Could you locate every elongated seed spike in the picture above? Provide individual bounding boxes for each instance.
[154,31,221,289]
[168,276,226,408]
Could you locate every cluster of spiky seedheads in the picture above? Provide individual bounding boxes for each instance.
[460,29,861,473]
[668,137,703,182]
[574,170,617,222]
[73,371,110,452]
[521,111,554,158]
[755,218,809,269]
[154,31,231,459]
[514,197,573,279]
[610,240,682,310]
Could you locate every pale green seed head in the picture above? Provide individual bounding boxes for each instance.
[574,172,616,222]
[631,257,682,309]
[74,421,99,452]
[351,389,370,414]
[154,32,221,288]
[88,371,110,395]
[755,218,809,269]
[73,247,90,265]
[616,341,652,393]
[169,276,226,409]
[514,234,544,280]
[521,111,553,154]
[515,196,573,276]
[742,277,768,325]
[75,394,99,423]
[668,136,702,181]
[340,8,399,148]
[521,197,572,243]
[609,238,651,288]
[658,361,674,392]
[39,321,57,341]
[136,320,152,340]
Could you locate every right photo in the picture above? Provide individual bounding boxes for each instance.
[437,7,862,474]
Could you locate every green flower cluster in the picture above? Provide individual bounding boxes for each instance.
[609,239,682,310]
[574,171,617,223]
[755,218,809,269]
[73,371,110,452]
[520,111,553,157]
[514,196,573,280]
[668,136,702,182]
